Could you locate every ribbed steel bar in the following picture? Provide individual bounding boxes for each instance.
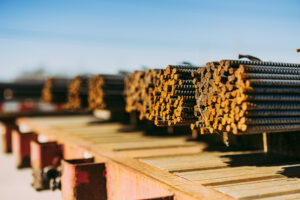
[175,85,196,90]
[245,110,300,117]
[242,102,300,110]
[245,124,300,134]
[243,117,300,125]
[240,65,300,74]
[246,94,300,101]
[174,90,195,95]
[222,60,300,68]
[241,73,300,80]
[243,87,300,94]
[166,65,200,71]
[247,79,300,87]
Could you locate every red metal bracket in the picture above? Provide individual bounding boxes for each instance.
[30,140,63,190]
[61,158,107,200]
[12,129,37,168]
[1,122,13,153]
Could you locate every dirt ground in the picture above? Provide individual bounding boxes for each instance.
[0,141,61,200]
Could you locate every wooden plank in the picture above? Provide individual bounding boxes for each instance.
[73,134,143,140]
[21,115,96,128]
[100,138,198,151]
[140,151,261,172]
[214,178,300,200]
[140,151,295,173]
[63,128,200,148]
[176,163,300,186]
[257,192,300,200]
[118,145,207,158]
[57,123,125,132]
[83,136,186,145]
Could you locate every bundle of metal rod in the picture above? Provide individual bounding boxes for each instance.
[0,82,44,102]
[146,65,200,127]
[88,74,126,110]
[41,78,69,103]
[139,69,163,120]
[192,60,300,135]
[66,75,90,110]
[124,71,145,113]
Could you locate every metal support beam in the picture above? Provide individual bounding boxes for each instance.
[30,140,63,190]
[12,129,37,168]
[61,158,107,200]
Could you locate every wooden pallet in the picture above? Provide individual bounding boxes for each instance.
[17,115,300,200]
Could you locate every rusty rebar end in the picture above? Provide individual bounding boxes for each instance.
[238,54,262,62]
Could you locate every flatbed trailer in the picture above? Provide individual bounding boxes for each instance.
[17,116,300,200]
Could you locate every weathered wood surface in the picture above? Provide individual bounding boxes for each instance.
[18,116,300,200]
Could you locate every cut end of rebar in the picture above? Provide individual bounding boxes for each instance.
[238,54,262,62]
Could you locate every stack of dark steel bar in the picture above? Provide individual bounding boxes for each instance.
[66,75,90,110]
[0,82,44,102]
[147,65,200,126]
[41,78,69,103]
[88,74,126,111]
[125,69,165,123]
[124,71,145,113]
[192,60,300,135]
[139,69,163,120]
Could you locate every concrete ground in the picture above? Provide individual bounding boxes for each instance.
[0,141,61,200]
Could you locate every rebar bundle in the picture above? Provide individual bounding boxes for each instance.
[66,75,90,110]
[88,74,126,111]
[0,82,44,102]
[192,60,300,135]
[146,65,200,126]
[41,78,69,103]
[139,69,163,120]
[125,69,166,123]
[124,71,145,113]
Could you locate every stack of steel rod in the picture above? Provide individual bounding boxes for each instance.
[66,75,90,110]
[124,69,164,121]
[139,69,163,120]
[88,74,126,111]
[0,82,44,102]
[41,78,69,103]
[147,65,200,126]
[124,71,145,113]
[192,60,300,135]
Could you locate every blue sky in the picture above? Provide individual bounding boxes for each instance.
[0,0,299,81]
